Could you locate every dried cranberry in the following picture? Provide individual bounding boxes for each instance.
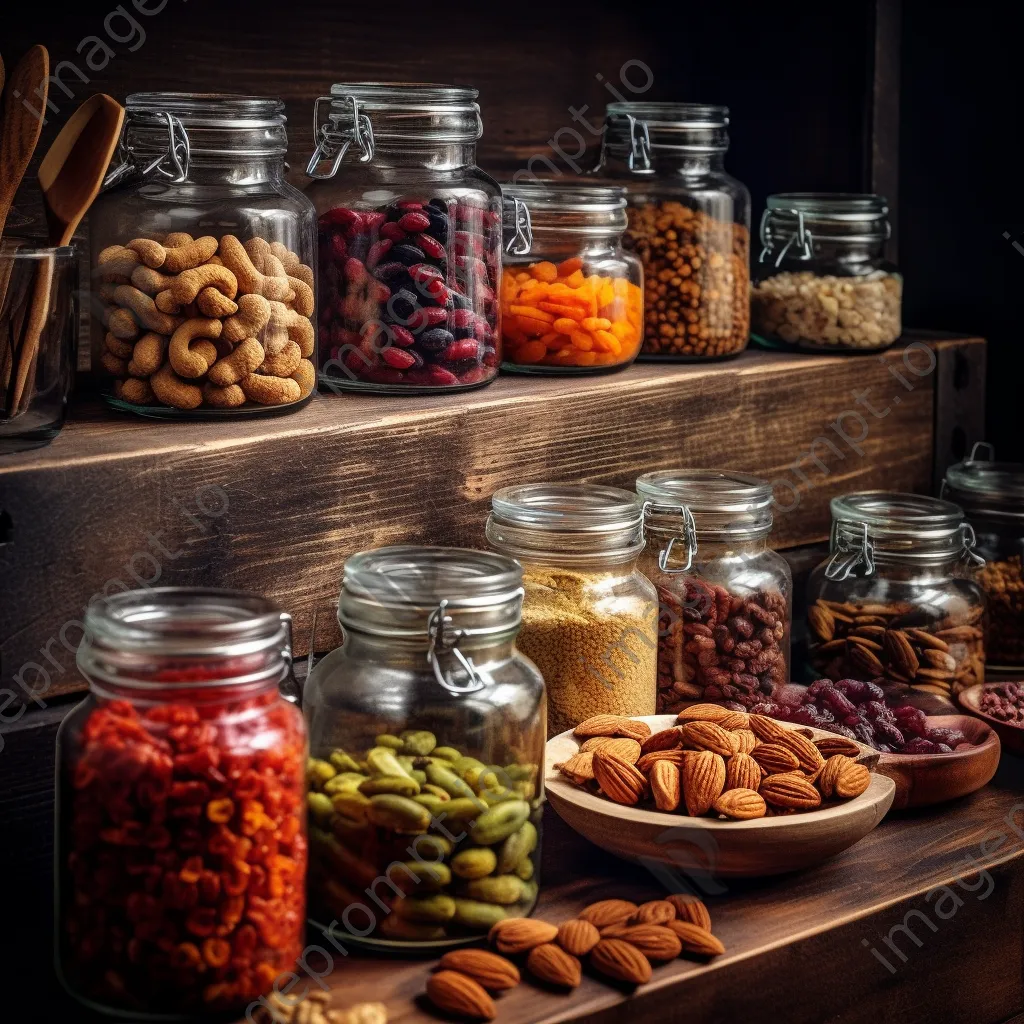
[408,307,449,331]
[381,347,418,370]
[367,239,392,268]
[425,365,459,386]
[363,211,387,232]
[380,222,407,242]
[396,199,424,210]
[343,258,366,284]
[319,207,360,229]
[443,339,480,362]
[398,211,431,233]
[327,232,348,262]
[414,233,444,261]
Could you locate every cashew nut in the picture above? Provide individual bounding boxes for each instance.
[291,358,316,398]
[170,264,239,305]
[128,332,168,377]
[240,372,301,406]
[155,290,184,315]
[196,286,238,318]
[222,293,272,344]
[244,236,272,272]
[120,378,155,405]
[286,276,314,317]
[169,318,223,378]
[131,265,177,296]
[107,307,140,340]
[112,285,181,334]
[126,238,166,269]
[219,234,294,302]
[162,236,219,274]
[206,337,264,386]
[151,364,203,410]
[97,245,140,278]
[267,241,315,289]
[163,232,194,247]
[101,351,129,376]
[259,340,302,377]
[203,382,247,408]
[105,332,135,359]
[263,300,314,356]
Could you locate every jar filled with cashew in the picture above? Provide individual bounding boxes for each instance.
[89,94,317,416]
[751,194,901,353]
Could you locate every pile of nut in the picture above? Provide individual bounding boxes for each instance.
[656,579,788,712]
[976,556,1024,667]
[624,200,749,359]
[95,233,315,410]
[555,709,871,820]
[252,991,386,1024]
[424,893,724,1020]
[979,682,1024,726]
[750,271,901,350]
[807,598,985,697]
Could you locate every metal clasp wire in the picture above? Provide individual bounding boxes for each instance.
[758,207,814,267]
[102,112,191,191]
[505,197,533,255]
[642,501,698,573]
[959,522,986,568]
[427,600,486,695]
[306,95,375,179]
[824,521,875,580]
[626,115,652,171]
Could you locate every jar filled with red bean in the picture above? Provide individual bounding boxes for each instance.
[56,588,307,1019]
[306,84,526,393]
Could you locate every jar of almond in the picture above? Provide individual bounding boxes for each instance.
[592,103,750,361]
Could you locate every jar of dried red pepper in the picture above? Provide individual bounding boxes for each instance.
[55,588,307,1020]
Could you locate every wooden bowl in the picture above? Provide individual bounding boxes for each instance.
[874,714,1001,809]
[545,715,895,878]
[957,685,1024,756]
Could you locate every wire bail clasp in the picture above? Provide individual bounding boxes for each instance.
[642,501,698,573]
[626,114,652,171]
[959,522,986,568]
[824,521,876,581]
[505,197,533,256]
[102,111,191,191]
[306,95,375,180]
[427,600,486,695]
[759,207,814,267]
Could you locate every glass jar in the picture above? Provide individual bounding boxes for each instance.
[55,588,306,1020]
[944,443,1024,673]
[89,94,318,417]
[592,103,750,361]
[807,492,987,699]
[303,546,545,949]
[751,193,902,353]
[636,471,791,712]
[307,84,524,393]
[485,484,658,736]
[498,183,643,373]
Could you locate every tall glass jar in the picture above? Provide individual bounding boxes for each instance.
[807,492,987,699]
[944,443,1024,673]
[592,103,750,361]
[303,546,545,949]
[751,193,902,353]
[499,183,643,373]
[485,484,658,736]
[636,471,791,712]
[55,588,307,1020]
[307,84,525,393]
[89,94,318,417]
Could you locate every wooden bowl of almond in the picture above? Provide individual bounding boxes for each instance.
[545,706,896,877]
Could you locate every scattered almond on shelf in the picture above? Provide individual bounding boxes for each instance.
[252,991,387,1024]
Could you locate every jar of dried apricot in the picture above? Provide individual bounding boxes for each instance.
[593,103,751,361]
[499,184,643,373]
[56,588,307,1019]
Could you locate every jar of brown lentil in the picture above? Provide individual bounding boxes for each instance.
[944,444,1024,674]
[592,103,750,361]
[485,484,658,736]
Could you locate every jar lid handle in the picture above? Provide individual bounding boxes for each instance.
[626,114,651,171]
[642,500,697,573]
[427,600,487,695]
[306,94,375,180]
[102,111,190,191]
[759,207,814,267]
[824,520,875,580]
[504,196,533,256]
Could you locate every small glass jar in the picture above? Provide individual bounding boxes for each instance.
[944,443,1024,673]
[89,94,318,417]
[498,183,643,373]
[486,484,658,736]
[592,103,750,361]
[636,471,791,712]
[303,546,545,949]
[55,588,307,1020]
[751,193,902,353]
[307,84,526,393]
[807,492,987,699]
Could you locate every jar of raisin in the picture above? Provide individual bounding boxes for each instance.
[592,103,750,361]
[56,588,307,1019]
[303,546,545,949]
[944,443,1024,674]
[806,492,987,700]
[306,84,529,393]
[499,183,643,373]
[636,470,791,712]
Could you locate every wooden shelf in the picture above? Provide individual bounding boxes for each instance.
[0,333,984,701]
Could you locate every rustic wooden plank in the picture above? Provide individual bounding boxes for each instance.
[0,336,978,702]
[932,332,988,492]
[866,0,902,259]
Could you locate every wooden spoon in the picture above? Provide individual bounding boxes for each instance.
[39,94,124,247]
[0,45,49,241]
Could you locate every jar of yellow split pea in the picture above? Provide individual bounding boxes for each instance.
[499,183,643,373]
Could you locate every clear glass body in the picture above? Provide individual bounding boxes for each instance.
[593,104,751,361]
[302,547,545,948]
[0,245,76,452]
[752,194,901,353]
[55,590,307,1020]
[307,85,501,393]
[500,185,643,373]
[89,94,318,418]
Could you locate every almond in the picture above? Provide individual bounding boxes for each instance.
[488,917,558,954]
[906,627,949,651]
[665,894,711,931]
[526,943,581,989]
[760,772,822,811]
[579,735,612,752]
[750,742,800,775]
[808,602,836,641]
[748,713,789,744]
[718,711,750,731]
[590,938,653,985]
[555,751,594,785]
[640,726,683,755]
[847,639,885,676]
[667,920,726,957]
[593,750,648,805]
[713,788,766,820]
[676,703,737,724]
[579,899,637,929]
[598,737,643,764]
[725,752,762,792]
[679,720,736,757]
[630,900,676,926]
[682,750,726,816]
[818,755,871,799]
[649,760,681,812]
[636,748,687,773]
[883,629,920,678]
[437,949,520,992]
[425,970,496,1021]
[600,924,681,961]
[814,735,861,759]
[775,730,825,774]
[731,729,758,754]
[556,918,601,956]
[575,715,650,742]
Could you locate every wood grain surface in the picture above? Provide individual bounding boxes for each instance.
[0,337,982,703]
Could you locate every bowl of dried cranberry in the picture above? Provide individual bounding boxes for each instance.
[959,683,1024,756]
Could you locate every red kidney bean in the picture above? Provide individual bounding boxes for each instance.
[398,211,431,233]
[443,339,479,362]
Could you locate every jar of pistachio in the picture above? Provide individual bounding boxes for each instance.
[486,484,658,736]
[303,546,545,949]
